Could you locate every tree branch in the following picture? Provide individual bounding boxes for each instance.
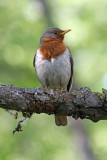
[0,84,107,122]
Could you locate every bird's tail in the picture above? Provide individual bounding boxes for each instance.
[55,115,67,126]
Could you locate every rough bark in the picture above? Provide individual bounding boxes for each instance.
[0,84,107,122]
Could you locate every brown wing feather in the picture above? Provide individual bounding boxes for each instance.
[67,48,74,92]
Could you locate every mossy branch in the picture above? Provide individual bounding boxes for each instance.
[0,84,107,122]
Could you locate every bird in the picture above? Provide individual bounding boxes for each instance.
[33,27,74,126]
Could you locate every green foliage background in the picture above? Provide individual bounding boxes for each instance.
[0,0,107,159]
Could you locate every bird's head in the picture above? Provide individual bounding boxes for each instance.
[40,27,71,43]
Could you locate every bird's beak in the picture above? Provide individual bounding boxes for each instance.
[60,29,71,35]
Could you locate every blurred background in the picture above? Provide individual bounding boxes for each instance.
[0,0,107,159]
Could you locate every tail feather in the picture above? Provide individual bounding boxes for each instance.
[55,116,67,126]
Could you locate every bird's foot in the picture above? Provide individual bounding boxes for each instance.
[43,86,54,95]
[60,88,66,93]
[43,86,49,91]
[42,86,50,94]
[54,88,66,94]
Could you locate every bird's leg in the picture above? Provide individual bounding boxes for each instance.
[44,85,48,90]
[55,89,61,92]
[43,85,49,92]
[54,88,63,94]
[54,88,66,94]
[43,86,54,95]
[60,88,66,93]
[60,84,66,93]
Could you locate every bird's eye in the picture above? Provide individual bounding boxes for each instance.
[54,32,58,35]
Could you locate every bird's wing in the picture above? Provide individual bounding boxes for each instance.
[67,48,74,91]
[33,52,36,67]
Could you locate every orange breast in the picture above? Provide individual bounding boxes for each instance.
[39,38,66,61]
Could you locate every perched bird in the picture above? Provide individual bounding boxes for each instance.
[33,27,74,126]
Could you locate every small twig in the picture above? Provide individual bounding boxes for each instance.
[13,121,23,134]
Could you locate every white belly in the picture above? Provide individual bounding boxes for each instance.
[35,48,71,90]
